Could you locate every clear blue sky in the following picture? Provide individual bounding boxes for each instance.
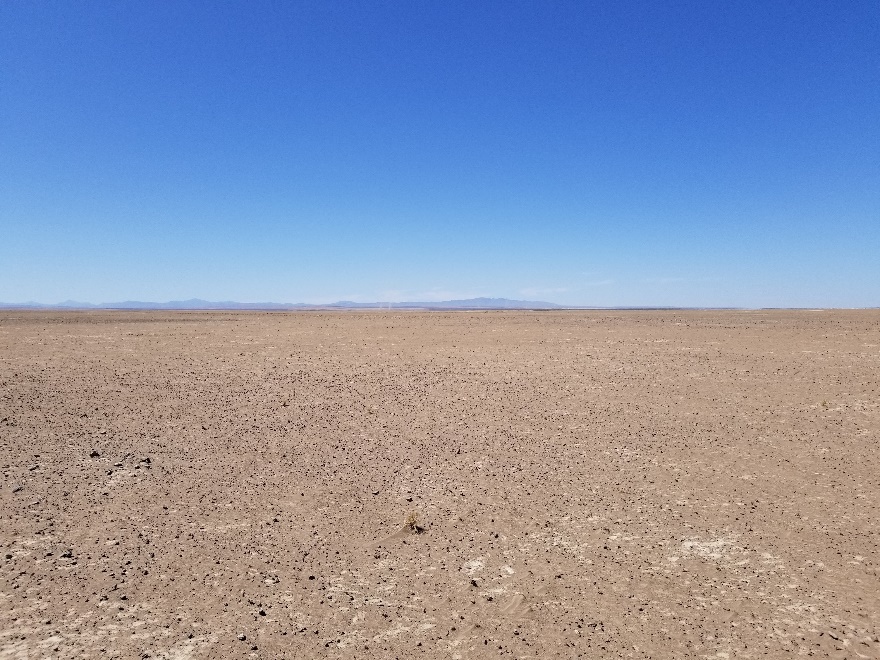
[2,1,878,307]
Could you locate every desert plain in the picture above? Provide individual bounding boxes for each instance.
[1,310,878,659]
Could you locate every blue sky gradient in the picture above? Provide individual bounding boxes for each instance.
[2,1,878,307]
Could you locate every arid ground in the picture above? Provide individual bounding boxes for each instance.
[1,310,878,659]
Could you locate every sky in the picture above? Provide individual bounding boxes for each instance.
[1,1,878,308]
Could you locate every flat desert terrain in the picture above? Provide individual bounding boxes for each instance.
[1,310,878,659]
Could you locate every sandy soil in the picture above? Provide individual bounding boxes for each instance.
[1,310,878,659]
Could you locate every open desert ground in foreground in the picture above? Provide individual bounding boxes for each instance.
[1,310,878,659]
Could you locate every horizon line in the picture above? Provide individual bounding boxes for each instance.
[0,297,875,312]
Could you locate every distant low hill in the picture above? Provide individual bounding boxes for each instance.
[326,297,565,310]
[0,297,567,311]
[0,298,303,310]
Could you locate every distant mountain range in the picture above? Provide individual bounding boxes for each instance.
[0,297,569,311]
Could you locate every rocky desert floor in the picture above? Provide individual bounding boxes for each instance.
[1,310,878,659]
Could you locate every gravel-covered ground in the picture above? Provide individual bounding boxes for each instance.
[1,310,878,659]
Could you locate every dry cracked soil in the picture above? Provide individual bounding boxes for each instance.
[1,310,878,659]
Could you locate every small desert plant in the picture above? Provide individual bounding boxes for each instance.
[404,511,425,534]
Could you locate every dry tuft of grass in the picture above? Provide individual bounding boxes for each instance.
[404,512,425,534]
